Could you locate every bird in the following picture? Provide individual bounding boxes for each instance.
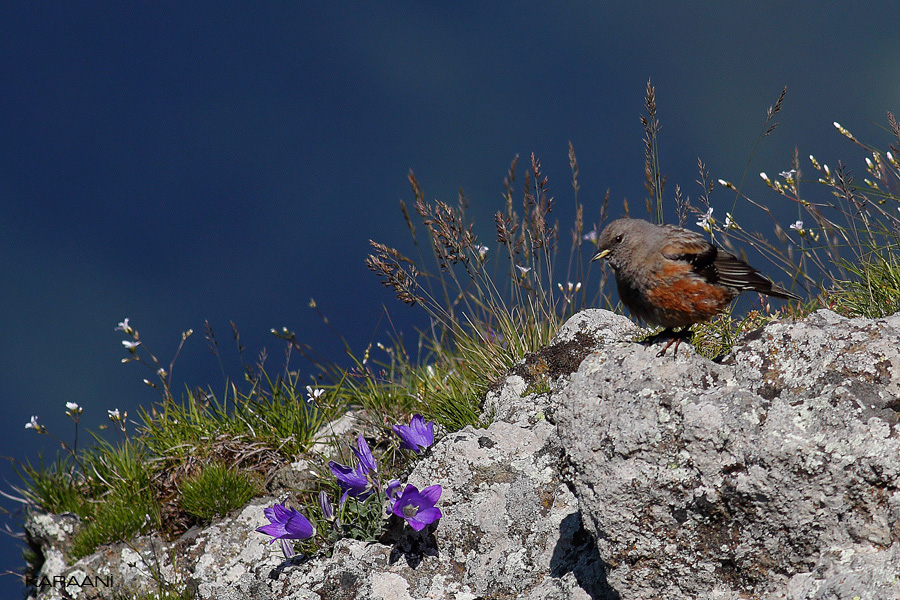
[591,218,801,355]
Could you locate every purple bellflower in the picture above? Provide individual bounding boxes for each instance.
[328,434,378,504]
[392,414,434,454]
[389,484,443,531]
[352,433,378,472]
[318,490,335,522]
[328,461,371,504]
[256,503,314,557]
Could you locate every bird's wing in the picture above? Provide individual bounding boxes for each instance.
[713,250,801,300]
[712,251,772,290]
[659,227,800,300]
[660,233,718,280]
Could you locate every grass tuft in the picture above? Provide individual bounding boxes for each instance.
[178,462,262,521]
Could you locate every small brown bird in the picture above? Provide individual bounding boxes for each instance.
[591,218,801,355]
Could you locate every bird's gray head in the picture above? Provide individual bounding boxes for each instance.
[591,218,655,272]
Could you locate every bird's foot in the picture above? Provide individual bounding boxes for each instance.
[641,327,693,357]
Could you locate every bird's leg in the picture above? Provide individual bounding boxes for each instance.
[642,327,692,357]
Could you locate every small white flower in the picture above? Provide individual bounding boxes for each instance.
[779,170,797,183]
[582,230,598,243]
[475,244,489,259]
[789,220,804,231]
[759,172,771,184]
[559,282,580,295]
[724,213,735,229]
[25,416,40,430]
[696,207,714,232]
[65,402,82,420]
[718,179,734,189]
[115,319,134,334]
[108,408,121,421]
[305,386,325,402]
[122,340,140,350]
[516,265,531,275]
[865,157,875,171]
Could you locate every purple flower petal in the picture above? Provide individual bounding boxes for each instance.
[419,484,442,505]
[390,483,442,530]
[353,434,377,473]
[407,507,442,531]
[392,414,435,454]
[279,538,296,558]
[256,503,314,543]
[329,460,372,500]
[255,522,287,540]
[385,479,403,503]
[318,491,334,521]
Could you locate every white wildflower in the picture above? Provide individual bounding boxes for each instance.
[696,207,714,232]
[724,213,735,229]
[115,318,134,334]
[305,386,325,402]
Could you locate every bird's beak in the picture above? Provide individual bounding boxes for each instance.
[591,249,610,262]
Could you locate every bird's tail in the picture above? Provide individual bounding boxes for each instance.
[715,252,802,301]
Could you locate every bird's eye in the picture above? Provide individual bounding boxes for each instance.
[614,234,623,244]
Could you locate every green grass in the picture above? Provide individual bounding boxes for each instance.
[70,489,160,559]
[179,462,263,521]
[828,251,900,318]
[18,351,345,562]
[16,456,87,517]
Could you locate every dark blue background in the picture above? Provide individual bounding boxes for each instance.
[2,2,898,594]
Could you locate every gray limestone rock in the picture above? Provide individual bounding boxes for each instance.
[557,309,900,599]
